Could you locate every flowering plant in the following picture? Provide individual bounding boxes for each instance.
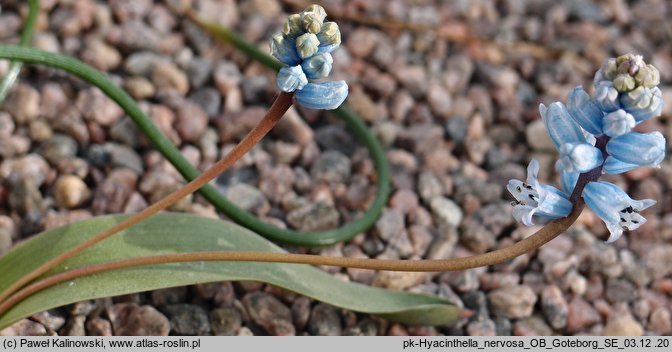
[508,54,664,243]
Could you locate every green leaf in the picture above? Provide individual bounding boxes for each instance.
[0,214,458,330]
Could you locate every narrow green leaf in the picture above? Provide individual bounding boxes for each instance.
[0,214,458,329]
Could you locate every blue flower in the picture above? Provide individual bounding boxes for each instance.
[620,86,664,123]
[294,81,348,110]
[602,109,635,137]
[606,131,666,168]
[301,53,333,79]
[602,156,640,174]
[271,5,348,110]
[582,181,655,243]
[539,102,588,149]
[567,86,603,135]
[270,33,301,66]
[593,81,621,113]
[276,65,307,92]
[507,160,572,226]
[556,142,604,173]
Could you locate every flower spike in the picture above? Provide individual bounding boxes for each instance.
[271,4,348,110]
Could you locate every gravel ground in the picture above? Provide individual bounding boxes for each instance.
[1,0,671,336]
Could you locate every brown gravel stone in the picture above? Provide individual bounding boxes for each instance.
[242,292,294,336]
[3,83,40,124]
[488,285,537,319]
[86,318,112,336]
[603,314,643,336]
[541,285,568,330]
[152,62,189,95]
[566,297,601,333]
[107,304,170,336]
[54,175,91,209]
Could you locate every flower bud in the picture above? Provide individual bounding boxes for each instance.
[295,33,320,59]
[270,33,301,66]
[283,14,303,37]
[301,53,333,79]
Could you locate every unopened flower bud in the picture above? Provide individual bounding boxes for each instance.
[303,4,327,22]
[283,14,303,37]
[635,64,660,88]
[295,33,319,59]
[613,73,635,92]
[302,13,322,34]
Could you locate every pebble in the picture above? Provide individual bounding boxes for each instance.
[417,171,443,203]
[189,88,221,118]
[344,319,378,336]
[372,271,427,290]
[393,65,428,97]
[566,297,601,333]
[86,318,112,336]
[37,134,78,165]
[525,119,555,151]
[81,39,122,71]
[76,88,124,127]
[124,76,156,100]
[148,287,186,307]
[643,245,672,279]
[224,183,270,215]
[347,88,386,123]
[513,316,553,336]
[603,314,644,336]
[310,150,351,183]
[307,304,342,336]
[427,83,453,119]
[375,209,405,241]
[97,143,144,174]
[488,285,537,319]
[107,304,170,336]
[61,315,86,336]
[213,61,242,93]
[274,108,314,146]
[108,20,162,52]
[110,117,142,148]
[8,178,45,236]
[210,307,242,336]
[291,296,312,332]
[605,279,637,304]
[93,167,138,214]
[54,175,91,209]
[0,112,15,136]
[161,304,211,336]
[430,197,463,228]
[286,202,340,232]
[152,62,190,95]
[466,319,496,336]
[540,285,568,330]
[3,83,40,124]
[314,125,356,156]
[649,307,672,335]
[124,51,168,76]
[445,117,468,143]
[242,292,294,336]
[1,319,47,336]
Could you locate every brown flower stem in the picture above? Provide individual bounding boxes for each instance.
[0,140,603,316]
[0,199,585,317]
[0,92,295,306]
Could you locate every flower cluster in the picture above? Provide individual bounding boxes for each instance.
[271,5,348,110]
[509,54,665,243]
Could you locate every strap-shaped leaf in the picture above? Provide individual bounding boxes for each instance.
[0,214,458,329]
